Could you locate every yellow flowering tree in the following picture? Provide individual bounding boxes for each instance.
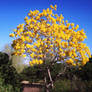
[10,5,91,90]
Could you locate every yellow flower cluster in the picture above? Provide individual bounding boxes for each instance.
[50,5,57,10]
[29,59,43,66]
[10,5,91,66]
[9,33,14,37]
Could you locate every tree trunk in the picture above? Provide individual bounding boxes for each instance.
[44,76,49,92]
[47,67,54,88]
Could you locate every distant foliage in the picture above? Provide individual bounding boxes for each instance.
[0,52,9,65]
[76,57,92,81]
[0,52,21,91]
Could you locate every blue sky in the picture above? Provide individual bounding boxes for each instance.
[0,0,92,53]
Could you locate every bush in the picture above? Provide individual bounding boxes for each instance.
[0,77,20,92]
[50,79,70,92]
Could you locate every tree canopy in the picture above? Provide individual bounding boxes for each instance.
[10,5,91,67]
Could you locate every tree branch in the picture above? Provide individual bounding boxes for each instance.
[47,67,54,88]
[54,65,69,82]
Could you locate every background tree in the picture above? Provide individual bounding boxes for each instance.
[12,55,28,73]
[20,65,44,82]
[3,44,12,58]
[9,5,91,91]
[0,52,21,91]
[2,44,28,73]
[78,56,92,81]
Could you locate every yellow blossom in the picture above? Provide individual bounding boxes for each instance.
[9,5,91,67]
[9,33,15,37]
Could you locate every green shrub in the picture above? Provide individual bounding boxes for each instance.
[0,77,20,92]
[50,79,70,92]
